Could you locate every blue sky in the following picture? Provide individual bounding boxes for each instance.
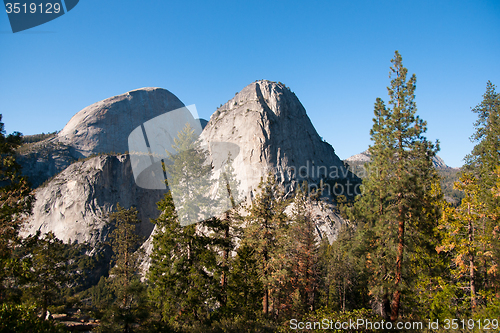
[1,0,499,167]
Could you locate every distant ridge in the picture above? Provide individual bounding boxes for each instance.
[345,149,453,170]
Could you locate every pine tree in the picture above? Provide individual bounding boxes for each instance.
[464,81,500,296]
[206,153,243,312]
[464,81,500,190]
[286,183,320,316]
[0,115,33,302]
[437,174,486,312]
[165,123,213,226]
[148,190,217,329]
[226,244,263,319]
[437,82,500,315]
[148,124,223,329]
[99,204,147,332]
[21,231,69,320]
[241,173,289,318]
[319,223,370,313]
[352,51,441,321]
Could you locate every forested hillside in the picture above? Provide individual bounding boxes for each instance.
[1,53,498,332]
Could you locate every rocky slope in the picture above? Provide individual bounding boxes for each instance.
[200,80,355,199]
[19,87,188,245]
[21,154,164,246]
[22,81,353,261]
[57,87,185,158]
[18,88,186,187]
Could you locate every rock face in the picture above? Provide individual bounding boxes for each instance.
[22,154,164,245]
[344,149,372,163]
[18,88,186,187]
[56,87,185,157]
[345,149,450,170]
[19,87,188,245]
[17,141,78,188]
[431,155,449,169]
[22,81,353,260]
[200,80,353,198]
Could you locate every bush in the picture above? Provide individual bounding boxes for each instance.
[0,303,67,333]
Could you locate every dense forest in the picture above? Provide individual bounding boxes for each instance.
[0,52,499,332]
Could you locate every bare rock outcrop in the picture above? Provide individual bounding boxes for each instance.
[18,88,186,187]
[56,87,185,157]
[200,80,353,198]
[22,154,165,245]
[22,81,355,268]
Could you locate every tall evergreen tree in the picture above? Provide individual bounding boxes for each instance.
[438,82,500,315]
[21,231,69,320]
[286,183,320,317]
[148,190,218,329]
[352,51,441,321]
[464,81,500,189]
[0,115,33,302]
[99,204,147,332]
[226,244,263,320]
[464,81,500,295]
[241,173,288,318]
[319,223,370,313]
[438,174,486,312]
[165,123,213,227]
[207,153,243,311]
[148,124,221,329]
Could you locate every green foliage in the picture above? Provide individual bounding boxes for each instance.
[226,244,263,320]
[148,191,218,329]
[97,204,148,332]
[0,115,34,301]
[464,81,500,185]
[165,123,213,226]
[435,82,500,318]
[278,307,383,333]
[437,168,465,205]
[0,303,67,333]
[285,184,321,317]
[318,224,369,313]
[242,173,289,318]
[350,51,443,320]
[86,275,115,317]
[20,232,70,319]
[148,123,229,329]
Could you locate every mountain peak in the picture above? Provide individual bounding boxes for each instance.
[57,87,185,157]
[212,80,304,120]
[201,80,350,197]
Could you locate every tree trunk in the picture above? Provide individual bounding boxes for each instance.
[391,128,405,322]
[42,285,48,320]
[263,288,269,315]
[391,206,405,321]
[468,204,477,310]
[263,247,269,315]
[382,294,391,320]
[220,216,229,308]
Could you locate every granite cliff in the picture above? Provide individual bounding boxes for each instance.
[21,81,353,257]
[18,87,186,188]
[200,80,355,199]
[21,154,164,246]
